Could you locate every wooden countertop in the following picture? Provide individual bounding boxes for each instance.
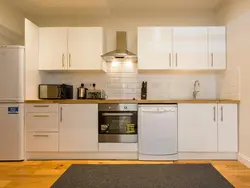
[25,99,240,104]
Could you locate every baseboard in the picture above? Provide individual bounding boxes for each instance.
[26,152,138,160]
[238,153,250,168]
[178,152,238,160]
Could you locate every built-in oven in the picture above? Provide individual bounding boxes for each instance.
[98,104,138,143]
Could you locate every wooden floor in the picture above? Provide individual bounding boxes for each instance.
[0,160,249,188]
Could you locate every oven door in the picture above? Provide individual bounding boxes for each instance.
[98,111,138,143]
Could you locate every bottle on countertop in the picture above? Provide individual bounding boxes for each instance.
[141,81,147,100]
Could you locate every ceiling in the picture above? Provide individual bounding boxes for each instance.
[7,0,224,16]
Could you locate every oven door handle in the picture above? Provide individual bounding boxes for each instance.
[102,113,134,116]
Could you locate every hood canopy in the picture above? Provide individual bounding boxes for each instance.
[101,31,137,62]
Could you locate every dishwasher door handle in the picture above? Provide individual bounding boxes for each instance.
[142,109,167,113]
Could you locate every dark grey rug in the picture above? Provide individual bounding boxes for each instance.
[51,164,234,188]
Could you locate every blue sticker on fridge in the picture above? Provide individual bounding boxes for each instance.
[8,107,19,114]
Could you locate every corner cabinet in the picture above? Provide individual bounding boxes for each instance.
[138,26,227,71]
[39,27,106,71]
[59,104,98,152]
[178,103,238,153]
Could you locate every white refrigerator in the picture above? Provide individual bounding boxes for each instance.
[0,46,25,161]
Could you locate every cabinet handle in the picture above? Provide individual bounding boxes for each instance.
[221,106,224,122]
[213,106,216,122]
[60,107,63,122]
[211,53,214,67]
[69,53,71,68]
[33,115,50,118]
[169,53,172,67]
[33,105,49,108]
[175,53,178,67]
[62,54,65,68]
[33,135,49,137]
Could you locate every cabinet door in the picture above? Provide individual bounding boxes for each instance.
[178,104,218,152]
[68,27,103,70]
[218,104,238,152]
[208,27,226,70]
[39,28,68,70]
[173,27,208,70]
[59,104,98,152]
[138,27,173,70]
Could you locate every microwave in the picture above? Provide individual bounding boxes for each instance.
[38,84,73,99]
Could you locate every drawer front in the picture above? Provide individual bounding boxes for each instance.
[26,132,59,152]
[99,143,138,152]
[25,104,59,113]
[26,113,59,131]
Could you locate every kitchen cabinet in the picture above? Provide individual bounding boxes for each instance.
[178,103,218,152]
[39,28,68,70]
[59,104,98,152]
[25,104,59,152]
[173,27,208,70]
[39,27,105,71]
[68,27,104,70]
[178,103,238,153]
[208,27,226,70]
[218,104,238,152]
[137,26,226,71]
[138,27,173,70]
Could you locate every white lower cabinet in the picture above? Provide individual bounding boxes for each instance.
[218,104,238,152]
[178,104,218,152]
[178,103,238,154]
[59,104,98,152]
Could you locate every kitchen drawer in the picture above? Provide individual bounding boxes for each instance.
[26,132,59,152]
[26,113,59,132]
[99,143,138,152]
[25,104,59,113]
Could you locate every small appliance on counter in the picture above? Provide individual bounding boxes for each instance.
[141,81,147,100]
[86,89,106,100]
[85,83,106,100]
[77,83,88,99]
[38,84,73,99]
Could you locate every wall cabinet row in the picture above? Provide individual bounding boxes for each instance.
[138,27,226,70]
[178,103,238,153]
[39,27,106,71]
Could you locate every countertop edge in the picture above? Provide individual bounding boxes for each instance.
[24,99,240,104]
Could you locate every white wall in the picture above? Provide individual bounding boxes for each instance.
[0,0,24,45]
[217,0,250,167]
[29,10,218,55]
[28,10,218,100]
[41,63,217,100]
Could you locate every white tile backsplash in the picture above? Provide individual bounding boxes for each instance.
[40,63,218,100]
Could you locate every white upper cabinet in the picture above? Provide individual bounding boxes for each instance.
[178,103,218,152]
[39,27,105,71]
[218,104,238,152]
[59,104,98,152]
[208,27,226,70]
[173,27,208,70]
[39,28,68,70]
[137,26,226,71]
[138,27,173,70]
[68,27,104,70]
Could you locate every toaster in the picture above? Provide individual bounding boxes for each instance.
[86,89,106,100]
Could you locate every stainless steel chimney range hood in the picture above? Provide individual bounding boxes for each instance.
[101,31,137,62]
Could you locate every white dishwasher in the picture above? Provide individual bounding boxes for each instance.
[138,104,178,160]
